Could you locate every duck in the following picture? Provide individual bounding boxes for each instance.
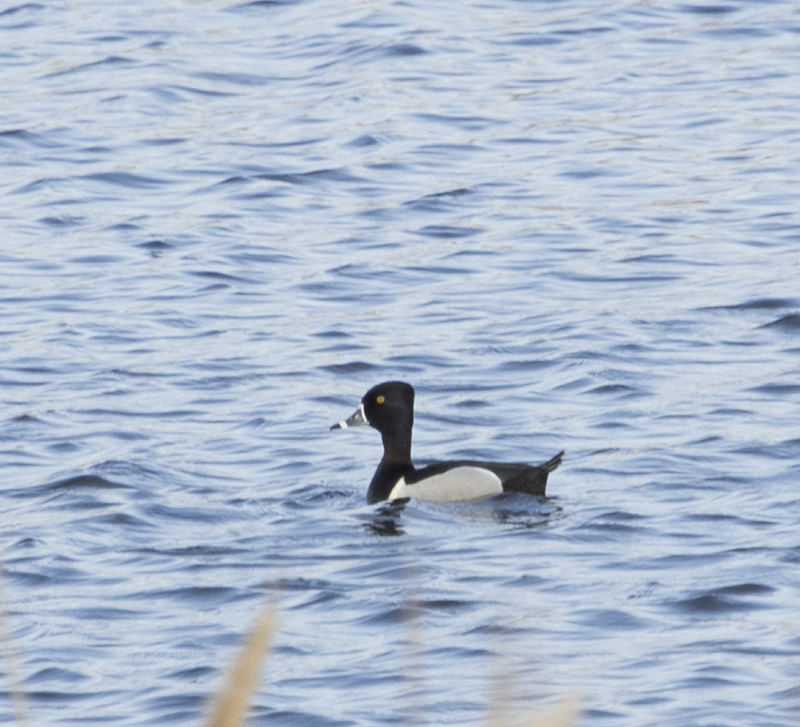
[331,381,564,504]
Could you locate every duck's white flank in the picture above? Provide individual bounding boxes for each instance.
[388,466,503,502]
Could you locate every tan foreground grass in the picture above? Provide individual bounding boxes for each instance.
[1,574,579,727]
[488,663,582,727]
[0,539,31,727]
[203,608,276,727]
[517,695,582,727]
[204,605,581,727]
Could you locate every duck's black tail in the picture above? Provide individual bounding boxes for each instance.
[540,451,564,473]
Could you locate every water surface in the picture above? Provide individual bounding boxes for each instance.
[2,1,800,725]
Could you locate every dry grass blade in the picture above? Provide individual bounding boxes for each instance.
[204,609,276,727]
[0,536,31,727]
[488,677,582,727]
[522,694,582,727]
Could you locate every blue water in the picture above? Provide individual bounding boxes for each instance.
[2,1,800,725]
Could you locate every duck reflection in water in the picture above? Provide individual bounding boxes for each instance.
[362,499,408,536]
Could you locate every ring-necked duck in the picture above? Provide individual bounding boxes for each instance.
[331,381,564,504]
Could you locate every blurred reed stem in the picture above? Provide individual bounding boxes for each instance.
[204,608,275,727]
[0,534,31,727]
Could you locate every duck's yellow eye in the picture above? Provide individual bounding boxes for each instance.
[376,395,385,404]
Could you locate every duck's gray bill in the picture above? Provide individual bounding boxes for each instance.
[330,403,368,430]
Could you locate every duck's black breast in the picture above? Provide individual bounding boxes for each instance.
[366,460,415,505]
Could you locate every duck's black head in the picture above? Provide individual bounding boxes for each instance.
[331,381,416,454]
[360,381,415,438]
[332,381,417,501]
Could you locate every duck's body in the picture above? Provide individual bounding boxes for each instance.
[331,381,563,504]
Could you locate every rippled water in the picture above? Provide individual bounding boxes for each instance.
[2,1,800,725]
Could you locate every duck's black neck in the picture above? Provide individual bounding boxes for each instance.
[380,429,411,464]
[367,413,414,504]
[366,431,414,504]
